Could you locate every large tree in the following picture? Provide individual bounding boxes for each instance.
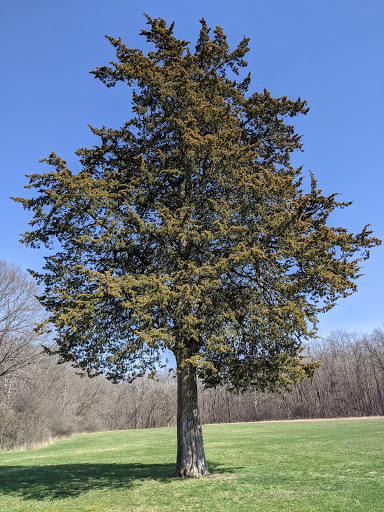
[13,16,380,477]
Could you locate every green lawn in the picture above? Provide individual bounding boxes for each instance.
[0,418,383,511]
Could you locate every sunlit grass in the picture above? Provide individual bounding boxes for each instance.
[0,418,383,511]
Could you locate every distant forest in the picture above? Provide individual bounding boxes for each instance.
[1,328,383,452]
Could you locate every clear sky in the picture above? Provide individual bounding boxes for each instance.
[1,0,383,337]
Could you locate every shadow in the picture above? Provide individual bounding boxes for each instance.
[0,461,234,501]
[0,462,174,501]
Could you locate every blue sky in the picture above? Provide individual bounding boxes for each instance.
[1,0,383,337]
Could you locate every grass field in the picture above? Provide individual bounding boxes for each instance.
[0,418,383,511]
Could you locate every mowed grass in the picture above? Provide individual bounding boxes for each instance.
[0,418,383,511]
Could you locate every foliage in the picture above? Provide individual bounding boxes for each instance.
[12,16,380,393]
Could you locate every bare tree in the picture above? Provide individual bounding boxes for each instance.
[0,260,44,384]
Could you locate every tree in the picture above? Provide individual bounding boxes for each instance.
[13,16,380,477]
[0,260,43,384]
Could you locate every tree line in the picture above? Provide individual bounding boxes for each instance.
[1,272,383,452]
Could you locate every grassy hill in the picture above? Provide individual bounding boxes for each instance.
[0,418,383,511]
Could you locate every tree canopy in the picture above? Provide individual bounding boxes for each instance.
[13,15,380,476]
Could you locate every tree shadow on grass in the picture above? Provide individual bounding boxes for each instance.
[0,461,234,501]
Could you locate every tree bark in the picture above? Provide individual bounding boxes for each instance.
[175,357,208,477]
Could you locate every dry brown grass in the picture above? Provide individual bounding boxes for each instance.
[0,434,74,454]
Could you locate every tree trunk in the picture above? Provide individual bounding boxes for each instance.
[175,357,208,477]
